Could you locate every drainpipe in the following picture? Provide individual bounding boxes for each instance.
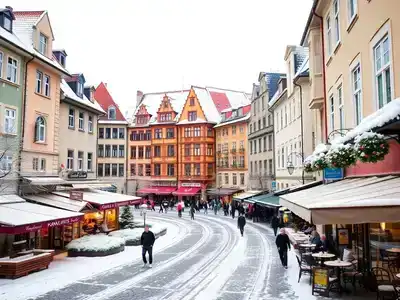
[18,56,34,196]
[312,7,328,143]
[294,80,305,185]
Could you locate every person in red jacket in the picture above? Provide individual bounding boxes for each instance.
[177,202,182,218]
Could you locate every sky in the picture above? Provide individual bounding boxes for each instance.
[10,0,312,113]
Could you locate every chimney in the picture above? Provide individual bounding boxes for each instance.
[136,90,143,108]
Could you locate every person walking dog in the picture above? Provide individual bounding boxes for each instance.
[141,225,155,268]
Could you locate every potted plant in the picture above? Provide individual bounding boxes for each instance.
[354,132,389,163]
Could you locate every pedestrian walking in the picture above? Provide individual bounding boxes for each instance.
[159,203,164,213]
[231,202,236,219]
[237,213,246,237]
[203,201,208,214]
[213,202,218,215]
[151,201,155,211]
[275,228,291,269]
[190,205,195,220]
[271,214,280,236]
[162,200,169,213]
[140,225,155,268]
[177,202,182,218]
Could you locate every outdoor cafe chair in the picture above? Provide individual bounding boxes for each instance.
[371,267,397,300]
[296,255,312,284]
[393,281,400,300]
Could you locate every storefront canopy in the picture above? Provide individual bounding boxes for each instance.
[137,187,176,195]
[279,175,400,225]
[251,193,280,208]
[233,190,263,200]
[206,188,242,196]
[23,193,91,212]
[0,194,84,234]
[172,187,201,196]
[52,190,142,210]
[23,177,66,186]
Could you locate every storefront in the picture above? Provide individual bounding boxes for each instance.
[233,190,263,203]
[206,188,243,204]
[136,186,177,204]
[173,183,202,206]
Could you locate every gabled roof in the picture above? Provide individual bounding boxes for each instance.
[65,73,85,83]
[263,72,286,100]
[207,91,230,113]
[206,87,251,112]
[94,82,127,123]
[13,10,54,41]
[0,22,32,57]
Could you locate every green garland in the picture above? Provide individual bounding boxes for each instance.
[355,133,389,163]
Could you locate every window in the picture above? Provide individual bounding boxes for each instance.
[118,164,124,177]
[145,146,151,159]
[374,35,392,108]
[112,128,118,139]
[268,135,273,151]
[98,145,104,157]
[184,128,191,137]
[155,129,162,139]
[130,164,136,176]
[333,0,340,44]
[259,139,262,153]
[269,159,273,175]
[184,144,190,156]
[326,15,332,56]
[166,128,174,138]
[249,124,252,133]
[68,108,75,128]
[119,145,125,157]
[348,0,357,22]
[98,128,104,139]
[167,164,175,176]
[138,164,143,176]
[285,106,288,126]
[39,33,48,55]
[338,86,344,130]
[329,94,335,130]
[263,117,266,128]
[250,162,253,174]
[67,150,74,170]
[185,164,191,176]
[3,16,11,31]
[44,75,50,97]
[167,145,175,157]
[233,173,237,185]
[194,127,201,137]
[267,115,271,126]
[98,164,104,177]
[280,109,283,128]
[194,144,201,156]
[207,127,213,137]
[32,158,39,171]
[35,116,46,142]
[145,164,151,176]
[0,52,2,78]
[130,146,136,159]
[281,147,285,168]
[105,145,111,157]
[36,71,43,93]
[207,144,213,156]
[0,155,12,173]
[225,173,229,184]
[194,164,200,176]
[78,151,83,170]
[189,97,195,106]
[232,125,236,135]
[277,150,280,168]
[119,128,125,139]
[207,163,213,175]
[264,160,267,175]
[105,164,111,176]
[108,106,116,119]
[188,111,197,121]
[4,108,16,134]
[88,116,93,133]
[352,64,362,125]
[263,137,267,152]
[112,164,118,176]
[78,112,84,130]
[112,145,118,157]
[77,82,83,97]
[6,57,17,83]
[239,173,244,185]
[38,158,46,172]
[154,146,161,157]
[258,120,261,131]
[105,128,111,139]
[87,153,93,171]
[239,156,244,167]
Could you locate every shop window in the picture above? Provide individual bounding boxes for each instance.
[118,164,124,177]
[104,164,110,176]
[112,163,118,176]
[145,164,151,176]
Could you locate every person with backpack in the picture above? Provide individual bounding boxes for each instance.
[237,213,246,237]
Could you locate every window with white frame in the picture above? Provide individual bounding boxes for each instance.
[78,112,84,130]
[32,158,39,171]
[44,75,50,96]
[4,108,16,134]
[348,0,357,22]
[6,57,18,83]
[0,52,3,78]
[333,0,340,44]
[0,155,12,173]
[39,33,48,55]
[87,152,93,171]
[329,94,335,130]
[88,115,93,133]
[108,106,116,119]
[352,64,362,125]
[326,14,332,55]
[36,70,43,93]
[374,35,392,108]
[77,81,83,97]
[78,151,84,170]
[40,158,46,172]
[35,116,46,142]
[68,108,74,128]
[338,85,344,130]
[67,150,74,170]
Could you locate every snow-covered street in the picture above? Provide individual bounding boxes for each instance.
[0,211,372,300]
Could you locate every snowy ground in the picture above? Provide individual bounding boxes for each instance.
[0,210,376,300]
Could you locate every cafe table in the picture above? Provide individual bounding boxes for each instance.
[324,260,353,294]
[396,273,400,279]
[386,248,400,254]
[312,252,336,265]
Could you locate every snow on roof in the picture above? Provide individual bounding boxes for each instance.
[177,118,208,125]
[52,191,140,206]
[294,56,309,78]
[191,86,220,123]
[60,79,105,114]
[332,98,400,145]
[214,113,250,128]
[0,25,31,56]
[24,193,88,212]
[206,87,251,109]
[269,88,287,108]
[0,194,26,205]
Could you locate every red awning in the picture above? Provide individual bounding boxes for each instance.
[137,187,159,195]
[137,187,176,195]
[173,187,201,196]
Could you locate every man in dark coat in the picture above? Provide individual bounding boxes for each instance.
[231,202,236,219]
[275,228,291,268]
[140,225,156,268]
[237,213,246,236]
[271,215,280,236]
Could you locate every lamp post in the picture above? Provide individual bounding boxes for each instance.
[140,204,147,227]
[286,152,304,184]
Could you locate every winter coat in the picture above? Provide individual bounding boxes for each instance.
[177,203,182,211]
[141,231,155,248]
[271,216,280,229]
[275,233,291,252]
[163,202,169,208]
[238,216,246,228]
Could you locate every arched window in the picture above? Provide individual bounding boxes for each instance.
[108,106,116,119]
[34,116,46,142]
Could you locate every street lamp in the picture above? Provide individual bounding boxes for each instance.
[286,152,304,184]
[287,161,295,175]
[140,204,147,227]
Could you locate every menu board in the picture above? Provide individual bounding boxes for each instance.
[337,228,350,246]
[312,267,329,297]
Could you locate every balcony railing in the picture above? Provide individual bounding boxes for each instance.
[239,148,245,153]
[230,149,237,154]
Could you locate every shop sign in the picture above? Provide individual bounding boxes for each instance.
[312,267,329,297]
[181,183,201,187]
[70,190,84,201]
[337,228,350,246]
[67,171,88,179]
[25,224,43,232]
[47,217,82,228]
[271,181,277,191]
[323,168,343,181]
[99,200,141,210]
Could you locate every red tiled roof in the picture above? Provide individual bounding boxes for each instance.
[64,74,81,82]
[208,91,231,113]
[94,82,127,122]
[13,11,44,17]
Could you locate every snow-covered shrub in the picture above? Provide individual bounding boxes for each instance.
[66,235,125,252]
[303,143,330,172]
[325,143,357,168]
[354,132,389,163]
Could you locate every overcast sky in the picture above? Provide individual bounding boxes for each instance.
[11,0,311,112]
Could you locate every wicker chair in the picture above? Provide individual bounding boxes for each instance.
[371,267,397,300]
[296,255,312,284]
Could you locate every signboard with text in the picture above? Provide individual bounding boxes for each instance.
[323,168,344,181]
[181,183,201,187]
[271,181,277,191]
[69,190,84,201]
[312,267,329,297]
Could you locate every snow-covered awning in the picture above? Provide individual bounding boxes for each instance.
[233,190,263,200]
[279,176,400,224]
[0,195,84,234]
[23,177,66,186]
[172,187,201,196]
[23,193,90,212]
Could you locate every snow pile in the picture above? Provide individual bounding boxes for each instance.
[109,224,167,245]
[304,143,330,165]
[354,131,384,144]
[66,235,125,252]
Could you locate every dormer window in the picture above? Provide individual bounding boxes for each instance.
[60,55,65,67]
[3,15,11,31]
[77,81,83,97]
[108,106,116,119]
[39,33,48,55]
[232,110,238,118]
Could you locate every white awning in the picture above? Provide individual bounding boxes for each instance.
[233,190,263,200]
[23,194,88,212]
[72,183,114,189]
[23,177,66,186]
[279,176,400,224]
